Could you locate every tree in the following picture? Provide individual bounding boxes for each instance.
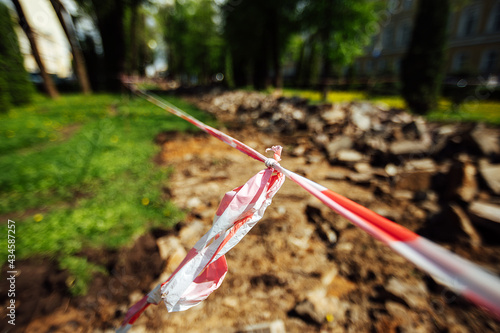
[128,0,141,75]
[222,0,299,89]
[76,0,126,91]
[126,0,154,76]
[400,0,450,114]
[299,0,379,99]
[11,0,59,99]
[0,2,33,111]
[289,34,320,87]
[159,1,187,81]
[80,34,103,90]
[50,0,92,94]
[159,0,223,84]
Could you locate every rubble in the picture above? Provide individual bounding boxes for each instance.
[320,105,345,125]
[353,162,373,174]
[470,123,500,156]
[469,201,500,224]
[156,236,188,274]
[418,204,482,246]
[350,102,374,131]
[404,158,437,171]
[394,169,435,192]
[239,320,286,333]
[469,201,500,235]
[305,205,338,245]
[449,204,482,248]
[290,300,324,326]
[325,136,353,161]
[444,160,478,202]
[385,277,429,309]
[335,149,364,163]
[187,90,500,246]
[478,160,500,195]
[389,140,431,156]
[178,220,206,247]
[347,172,372,185]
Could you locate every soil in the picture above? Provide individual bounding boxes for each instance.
[2,114,500,332]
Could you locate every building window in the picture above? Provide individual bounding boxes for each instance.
[396,20,412,47]
[480,50,499,73]
[378,59,387,73]
[487,1,500,32]
[354,60,361,73]
[458,4,481,37]
[395,58,402,73]
[387,0,399,14]
[402,0,413,11]
[464,14,476,35]
[382,25,394,49]
[452,52,469,73]
[365,60,373,74]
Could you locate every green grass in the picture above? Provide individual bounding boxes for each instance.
[280,88,500,125]
[281,89,366,104]
[0,93,214,295]
[426,100,500,124]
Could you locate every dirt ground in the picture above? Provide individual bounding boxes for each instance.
[2,122,500,332]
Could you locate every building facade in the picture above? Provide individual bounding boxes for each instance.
[12,0,72,78]
[355,0,500,82]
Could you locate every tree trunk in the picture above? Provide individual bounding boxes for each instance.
[50,0,92,94]
[294,39,306,87]
[320,41,332,101]
[11,0,59,99]
[319,5,332,101]
[400,0,450,114]
[91,0,126,92]
[301,38,317,88]
[129,0,139,75]
[269,8,282,88]
[252,39,268,90]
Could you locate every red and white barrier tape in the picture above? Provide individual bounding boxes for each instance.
[118,84,500,331]
[118,144,285,332]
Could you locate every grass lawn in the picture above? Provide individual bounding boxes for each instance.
[280,88,500,125]
[0,93,214,295]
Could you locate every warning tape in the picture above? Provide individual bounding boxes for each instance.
[117,158,285,332]
[121,83,500,325]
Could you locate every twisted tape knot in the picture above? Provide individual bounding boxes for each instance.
[265,145,282,169]
[265,158,278,168]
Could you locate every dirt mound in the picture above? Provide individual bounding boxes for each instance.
[0,258,69,329]
[0,233,164,332]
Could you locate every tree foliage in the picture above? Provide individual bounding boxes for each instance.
[158,0,223,84]
[124,0,156,76]
[219,0,378,90]
[0,2,32,111]
[300,0,379,76]
[66,0,380,91]
[400,0,450,114]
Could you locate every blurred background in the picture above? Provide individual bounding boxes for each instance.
[1,0,499,108]
[1,0,500,332]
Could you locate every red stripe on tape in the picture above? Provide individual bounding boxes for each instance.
[321,189,418,242]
